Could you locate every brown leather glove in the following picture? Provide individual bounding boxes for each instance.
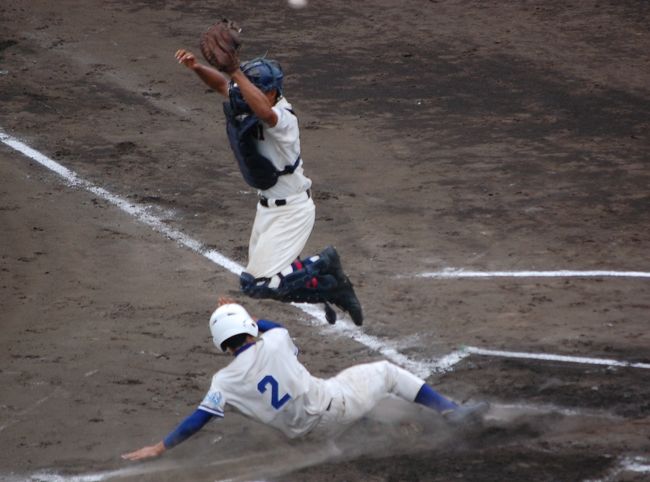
[200,19,242,74]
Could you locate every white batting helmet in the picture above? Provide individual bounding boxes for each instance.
[209,303,259,351]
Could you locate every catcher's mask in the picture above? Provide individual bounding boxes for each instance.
[229,58,284,115]
[209,303,259,352]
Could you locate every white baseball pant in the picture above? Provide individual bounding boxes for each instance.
[310,361,425,438]
[245,193,315,278]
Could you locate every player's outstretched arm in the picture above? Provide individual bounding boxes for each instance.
[230,69,278,127]
[121,441,166,461]
[175,49,229,97]
[122,409,215,461]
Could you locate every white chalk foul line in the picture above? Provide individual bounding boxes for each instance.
[418,269,650,279]
[465,346,650,369]
[0,129,440,378]
[0,389,61,433]
[5,129,649,378]
[585,456,650,482]
[621,456,650,473]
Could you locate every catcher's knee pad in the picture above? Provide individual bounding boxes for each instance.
[240,272,277,299]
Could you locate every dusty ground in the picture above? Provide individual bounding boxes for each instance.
[1,0,649,480]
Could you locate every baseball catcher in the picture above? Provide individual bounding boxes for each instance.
[175,19,362,325]
[122,300,489,460]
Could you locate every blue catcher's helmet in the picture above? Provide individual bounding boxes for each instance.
[229,58,284,115]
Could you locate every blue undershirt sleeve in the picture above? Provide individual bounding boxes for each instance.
[257,319,283,332]
[163,409,216,449]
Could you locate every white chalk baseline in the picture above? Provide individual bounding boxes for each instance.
[418,269,650,279]
[3,128,649,378]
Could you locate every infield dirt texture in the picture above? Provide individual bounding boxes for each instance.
[1,1,649,481]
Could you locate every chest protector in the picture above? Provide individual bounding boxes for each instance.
[223,101,301,190]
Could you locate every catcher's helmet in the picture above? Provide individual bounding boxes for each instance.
[241,58,284,93]
[229,58,284,115]
[209,303,258,352]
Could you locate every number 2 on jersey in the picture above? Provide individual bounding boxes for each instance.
[257,375,291,409]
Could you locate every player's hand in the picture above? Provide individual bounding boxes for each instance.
[121,441,166,461]
[217,295,236,307]
[175,49,197,70]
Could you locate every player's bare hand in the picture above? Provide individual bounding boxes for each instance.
[121,442,166,461]
[217,295,237,307]
[175,49,197,70]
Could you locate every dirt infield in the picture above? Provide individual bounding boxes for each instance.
[1,0,649,480]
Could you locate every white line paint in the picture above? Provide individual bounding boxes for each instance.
[585,456,650,482]
[0,130,243,276]
[5,129,650,379]
[621,456,650,473]
[465,346,650,369]
[24,446,311,481]
[430,349,471,373]
[418,269,650,279]
[26,469,133,482]
[0,389,60,433]
[298,304,433,377]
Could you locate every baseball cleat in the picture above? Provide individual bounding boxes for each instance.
[319,246,364,326]
[319,246,346,283]
[331,284,363,326]
[442,401,490,426]
[324,302,337,324]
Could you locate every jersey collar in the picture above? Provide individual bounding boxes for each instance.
[234,342,256,357]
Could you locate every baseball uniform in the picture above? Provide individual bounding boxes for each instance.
[245,98,315,279]
[199,326,424,439]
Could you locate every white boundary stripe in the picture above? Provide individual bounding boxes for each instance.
[418,269,650,279]
[430,349,471,373]
[1,131,244,275]
[0,389,61,433]
[0,129,435,378]
[585,456,650,482]
[621,456,650,473]
[465,346,650,369]
[5,129,650,378]
[294,303,436,377]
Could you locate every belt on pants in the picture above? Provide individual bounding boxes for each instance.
[259,189,311,208]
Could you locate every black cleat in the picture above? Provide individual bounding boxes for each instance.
[319,246,363,326]
[319,246,346,282]
[442,401,490,426]
[324,302,337,324]
[331,284,363,326]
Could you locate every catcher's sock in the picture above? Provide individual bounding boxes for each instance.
[268,261,302,289]
[414,384,458,412]
[291,258,306,270]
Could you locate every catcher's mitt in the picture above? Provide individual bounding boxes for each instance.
[200,19,242,74]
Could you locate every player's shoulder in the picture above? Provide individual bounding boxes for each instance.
[275,96,293,110]
[261,325,291,342]
[270,98,297,125]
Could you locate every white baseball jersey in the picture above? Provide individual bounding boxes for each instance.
[198,328,426,440]
[244,96,315,278]
[255,97,312,200]
[199,328,331,439]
